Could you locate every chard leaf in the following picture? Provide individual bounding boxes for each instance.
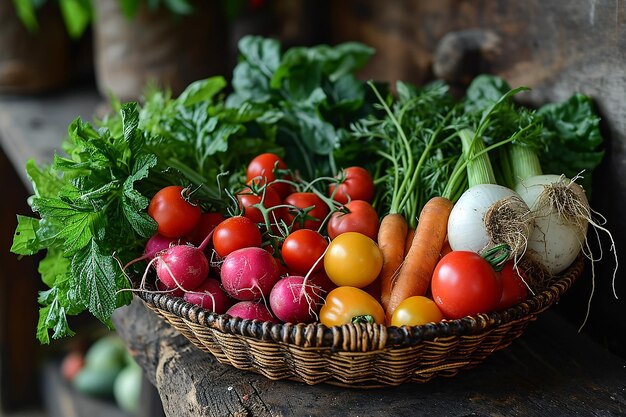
[230,36,281,103]
[464,75,512,113]
[178,76,227,106]
[272,42,373,88]
[325,42,375,81]
[537,94,604,192]
[228,36,375,181]
[293,108,337,155]
[325,75,365,114]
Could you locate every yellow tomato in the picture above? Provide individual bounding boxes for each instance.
[323,232,383,288]
[391,296,444,327]
[320,286,385,326]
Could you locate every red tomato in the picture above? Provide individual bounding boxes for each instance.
[327,200,379,241]
[497,261,529,310]
[281,229,328,274]
[246,153,292,198]
[307,269,337,294]
[431,251,502,319]
[283,192,330,231]
[236,186,282,224]
[186,212,225,246]
[212,216,262,258]
[328,166,375,204]
[148,186,201,238]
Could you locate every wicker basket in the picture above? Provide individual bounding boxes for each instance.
[135,256,583,387]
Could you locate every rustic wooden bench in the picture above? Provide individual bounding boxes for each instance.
[1,82,625,417]
[113,297,626,416]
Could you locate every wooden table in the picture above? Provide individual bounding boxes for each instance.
[113,298,626,417]
[2,84,625,417]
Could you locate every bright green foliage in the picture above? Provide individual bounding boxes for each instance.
[10,37,606,344]
[227,36,377,181]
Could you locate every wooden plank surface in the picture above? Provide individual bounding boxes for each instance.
[112,298,626,417]
[0,87,102,189]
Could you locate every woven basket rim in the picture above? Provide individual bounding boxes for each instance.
[135,255,583,351]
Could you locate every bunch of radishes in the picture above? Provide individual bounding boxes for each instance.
[133,153,382,325]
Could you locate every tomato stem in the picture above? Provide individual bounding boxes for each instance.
[351,314,375,325]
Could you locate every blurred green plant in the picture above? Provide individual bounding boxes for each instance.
[11,0,194,38]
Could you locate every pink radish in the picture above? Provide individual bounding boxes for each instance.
[156,279,184,298]
[124,234,182,270]
[152,227,215,292]
[269,276,322,324]
[226,301,278,323]
[220,247,281,301]
[155,244,209,291]
[144,234,181,259]
[183,278,232,313]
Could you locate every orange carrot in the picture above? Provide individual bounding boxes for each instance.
[404,227,415,257]
[378,213,409,311]
[440,238,453,258]
[386,197,453,323]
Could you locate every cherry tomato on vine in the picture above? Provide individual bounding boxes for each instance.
[328,166,375,204]
[281,229,328,275]
[236,186,282,224]
[430,251,502,319]
[283,192,330,231]
[390,296,444,327]
[148,185,201,238]
[319,286,385,326]
[324,232,383,288]
[212,216,262,258]
[327,200,379,241]
[497,261,529,310]
[246,153,292,198]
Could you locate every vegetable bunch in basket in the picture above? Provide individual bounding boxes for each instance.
[11,35,616,344]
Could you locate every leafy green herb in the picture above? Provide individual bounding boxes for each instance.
[13,103,154,342]
[466,75,604,193]
[227,35,377,182]
[350,80,462,226]
[12,74,288,343]
[537,94,604,193]
[11,0,193,38]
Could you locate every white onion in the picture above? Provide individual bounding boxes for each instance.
[515,174,589,275]
[447,184,533,257]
